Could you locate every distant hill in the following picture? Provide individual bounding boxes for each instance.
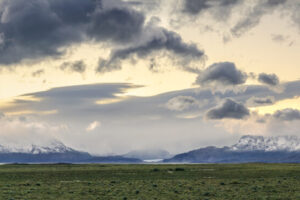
[164,136,300,163]
[0,140,141,163]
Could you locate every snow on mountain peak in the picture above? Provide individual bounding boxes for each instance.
[231,135,300,152]
[0,140,74,154]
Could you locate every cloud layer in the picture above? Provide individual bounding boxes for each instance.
[273,109,300,121]
[2,81,300,154]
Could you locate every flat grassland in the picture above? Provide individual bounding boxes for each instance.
[0,164,300,199]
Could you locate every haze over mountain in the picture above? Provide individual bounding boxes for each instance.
[123,149,172,160]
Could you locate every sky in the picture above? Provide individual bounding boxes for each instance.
[0,0,300,155]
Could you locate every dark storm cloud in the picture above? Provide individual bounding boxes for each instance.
[0,0,205,70]
[88,7,145,43]
[97,27,205,73]
[60,60,87,73]
[0,0,97,64]
[183,0,239,15]
[206,98,250,120]
[258,73,280,86]
[183,0,212,15]
[273,108,300,121]
[0,0,145,64]
[195,62,247,86]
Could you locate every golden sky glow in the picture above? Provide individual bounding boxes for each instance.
[252,96,300,115]
[1,9,299,103]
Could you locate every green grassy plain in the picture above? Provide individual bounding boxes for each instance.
[0,163,300,199]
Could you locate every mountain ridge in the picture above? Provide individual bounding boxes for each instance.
[2,135,300,163]
[164,135,300,163]
[0,140,142,163]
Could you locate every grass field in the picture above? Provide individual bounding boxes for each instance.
[0,164,300,199]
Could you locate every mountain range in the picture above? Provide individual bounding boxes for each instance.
[164,135,300,163]
[0,140,141,163]
[2,135,300,163]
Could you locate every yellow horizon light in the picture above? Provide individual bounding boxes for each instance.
[251,96,300,115]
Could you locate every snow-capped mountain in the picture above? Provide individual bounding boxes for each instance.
[0,140,75,154]
[164,135,300,163]
[231,135,300,152]
[0,140,142,163]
